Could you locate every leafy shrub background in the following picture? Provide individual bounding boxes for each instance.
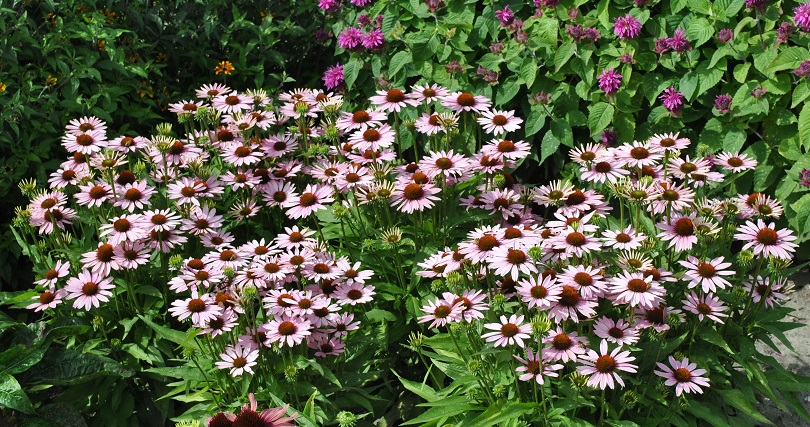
[0,0,328,290]
[321,0,810,258]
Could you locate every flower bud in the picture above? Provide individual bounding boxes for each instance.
[430,279,445,293]
[336,411,357,427]
[155,122,173,136]
[737,249,755,268]
[169,254,184,269]
[407,332,424,349]
[284,364,298,381]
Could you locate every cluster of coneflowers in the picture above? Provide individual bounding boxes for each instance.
[16,80,798,422]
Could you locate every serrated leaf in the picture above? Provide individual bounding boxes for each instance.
[388,51,411,78]
[679,71,699,101]
[588,102,614,136]
[733,63,750,83]
[792,81,810,108]
[541,130,561,163]
[596,0,611,30]
[343,58,362,90]
[0,373,34,414]
[553,43,576,72]
[799,103,810,150]
[768,46,810,73]
[724,129,747,152]
[520,58,538,88]
[524,107,546,137]
[686,18,714,47]
[496,78,520,106]
[753,47,777,79]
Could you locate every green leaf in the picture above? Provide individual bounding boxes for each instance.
[365,309,396,322]
[724,129,747,153]
[679,71,699,101]
[701,328,734,354]
[0,343,47,376]
[402,397,476,425]
[686,18,714,47]
[768,46,810,73]
[717,389,772,424]
[753,47,778,79]
[388,51,411,78]
[343,58,362,91]
[393,370,440,401]
[461,401,535,427]
[0,373,34,414]
[597,0,611,30]
[799,103,810,150]
[496,77,521,106]
[792,81,810,108]
[553,43,576,72]
[733,63,750,83]
[525,107,546,137]
[139,315,195,347]
[541,130,561,164]
[520,57,538,88]
[588,102,614,136]
[685,400,731,427]
[21,348,132,385]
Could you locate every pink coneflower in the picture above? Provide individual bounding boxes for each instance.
[441,92,492,113]
[516,275,561,310]
[615,140,663,169]
[80,243,120,276]
[147,229,188,253]
[35,260,71,287]
[195,83,231,99]
[369,88,420,113]
[577,339,638,389]
[303,257,343,282]
[62,130,106,154]
[415,113,451,135]
[514,348,563,385]
[659,87,684,114]
[200,308,237,337]
[182,205,223,236]
[655,356,710,396]
[419,149,470,179]
[598,68,623,95]
[418,298,463,329]
[657,214,699,252]
[548,285,598,322]
[482,139,531,160]
[749,194,784,219]
[283,184,334,219]
[348,125,396,151]
[613,14,642,39]
[635,304,682,332]
[110,241,149,270]
[409,83,449,103]
[745,275,788,308]
[734,219,798,260]
[309,336,346,357]
[610,272,665,309]
[593,317,640,346]
[551,227,602,258]
[716,152,757,172]
[534,180,575,206]
[99,214,148,246]
[569,143,609,166]
[275,226,317,250]
[557,264,607,299]
[580,158,629,184]
[442,290,489,322]
[336,109,387,132]
[65,116,107,135]
[482,314,532,348]
[337,260,374,286]
[169,291,222,325]
[649,182,695,215]
[114,180,154,212]
[601,227,645,250]
[265,316,312,347]
[648,132,690,153]
[678,256,733,293]
[683,291,728,323]
[228,394,297,427]
[215,344,259,377]
[543,328,588,362]
[75,181,112,207]
[487,245,536,280]
[221,141,262,167]
[261,180,298,208]
[334,282,376,305]
[391,182,441,213]
[667,156,711,180]
[559,189,610,217]
[168,100,208,115]
[64,269,115,311]
[458,226,504,264]
[47,166,86,189]
[260,134,297,158]
[27,287,65,312]
[211,93,252,114]
[477,109,523,135]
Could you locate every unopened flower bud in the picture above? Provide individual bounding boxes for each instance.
[767,257,792,275]
[407,332,424,349]
[621,390,639,409]
[169,254,184,269]
[738,250,755,268]
[430,279,445,293]
[569,372,588,388]
[492,385,505,398]
[155,122,173,136]
[528,246,544,261]
[467,359,481,373]
[175,421,202,427]
[284,364,298,381]
[223,267,235,279]
[17,178,37,197]
[324,125,340,140]
[110,338,121,348]
[531,313,551,335]
[242,285,258,301]
[491,293,505,310]
[92,316,105,328]
[336,411,357,427]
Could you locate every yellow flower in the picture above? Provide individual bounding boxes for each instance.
[214,61,234,75]
[0,82,6,92]
[45,75,57,87]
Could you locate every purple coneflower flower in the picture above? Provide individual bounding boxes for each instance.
[654,356,710,396]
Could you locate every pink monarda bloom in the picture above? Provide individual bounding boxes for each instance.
[678,256,734,293]
[516,275,561,310]
[391,182,441,213]
[482,314,532,347]
[477,109,523,135]
[597,68,622,95]
[613,14,642,39]
[716,152,757,172]
[577,339,638,389]
[660,86,684,114]
[27,287,65,312]
[682,291,729,323]
[283,184,334,219]
[35,260,71,287]
[795,2,810,32]
[369,88,420,113]
[440,91,492,113]
[593,317,640,346]
[514,348,563,385]
[657,214,699,252]
[609,271,665,309]
[215,344,259,377]
[418,298,463,329]
[654,356,710,396]
[734,219,798,260]
[336,109,387,132]
[265,316,312,347]
[64,269,115,311]
[409,83,449,103]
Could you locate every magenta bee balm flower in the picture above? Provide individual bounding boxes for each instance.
[659,86,684,114]
[613,14,642,39]
[598,68,623,96]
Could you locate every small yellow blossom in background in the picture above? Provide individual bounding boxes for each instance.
[45,75,57,87]
[215,61,234,75]
[0,82,6,92]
